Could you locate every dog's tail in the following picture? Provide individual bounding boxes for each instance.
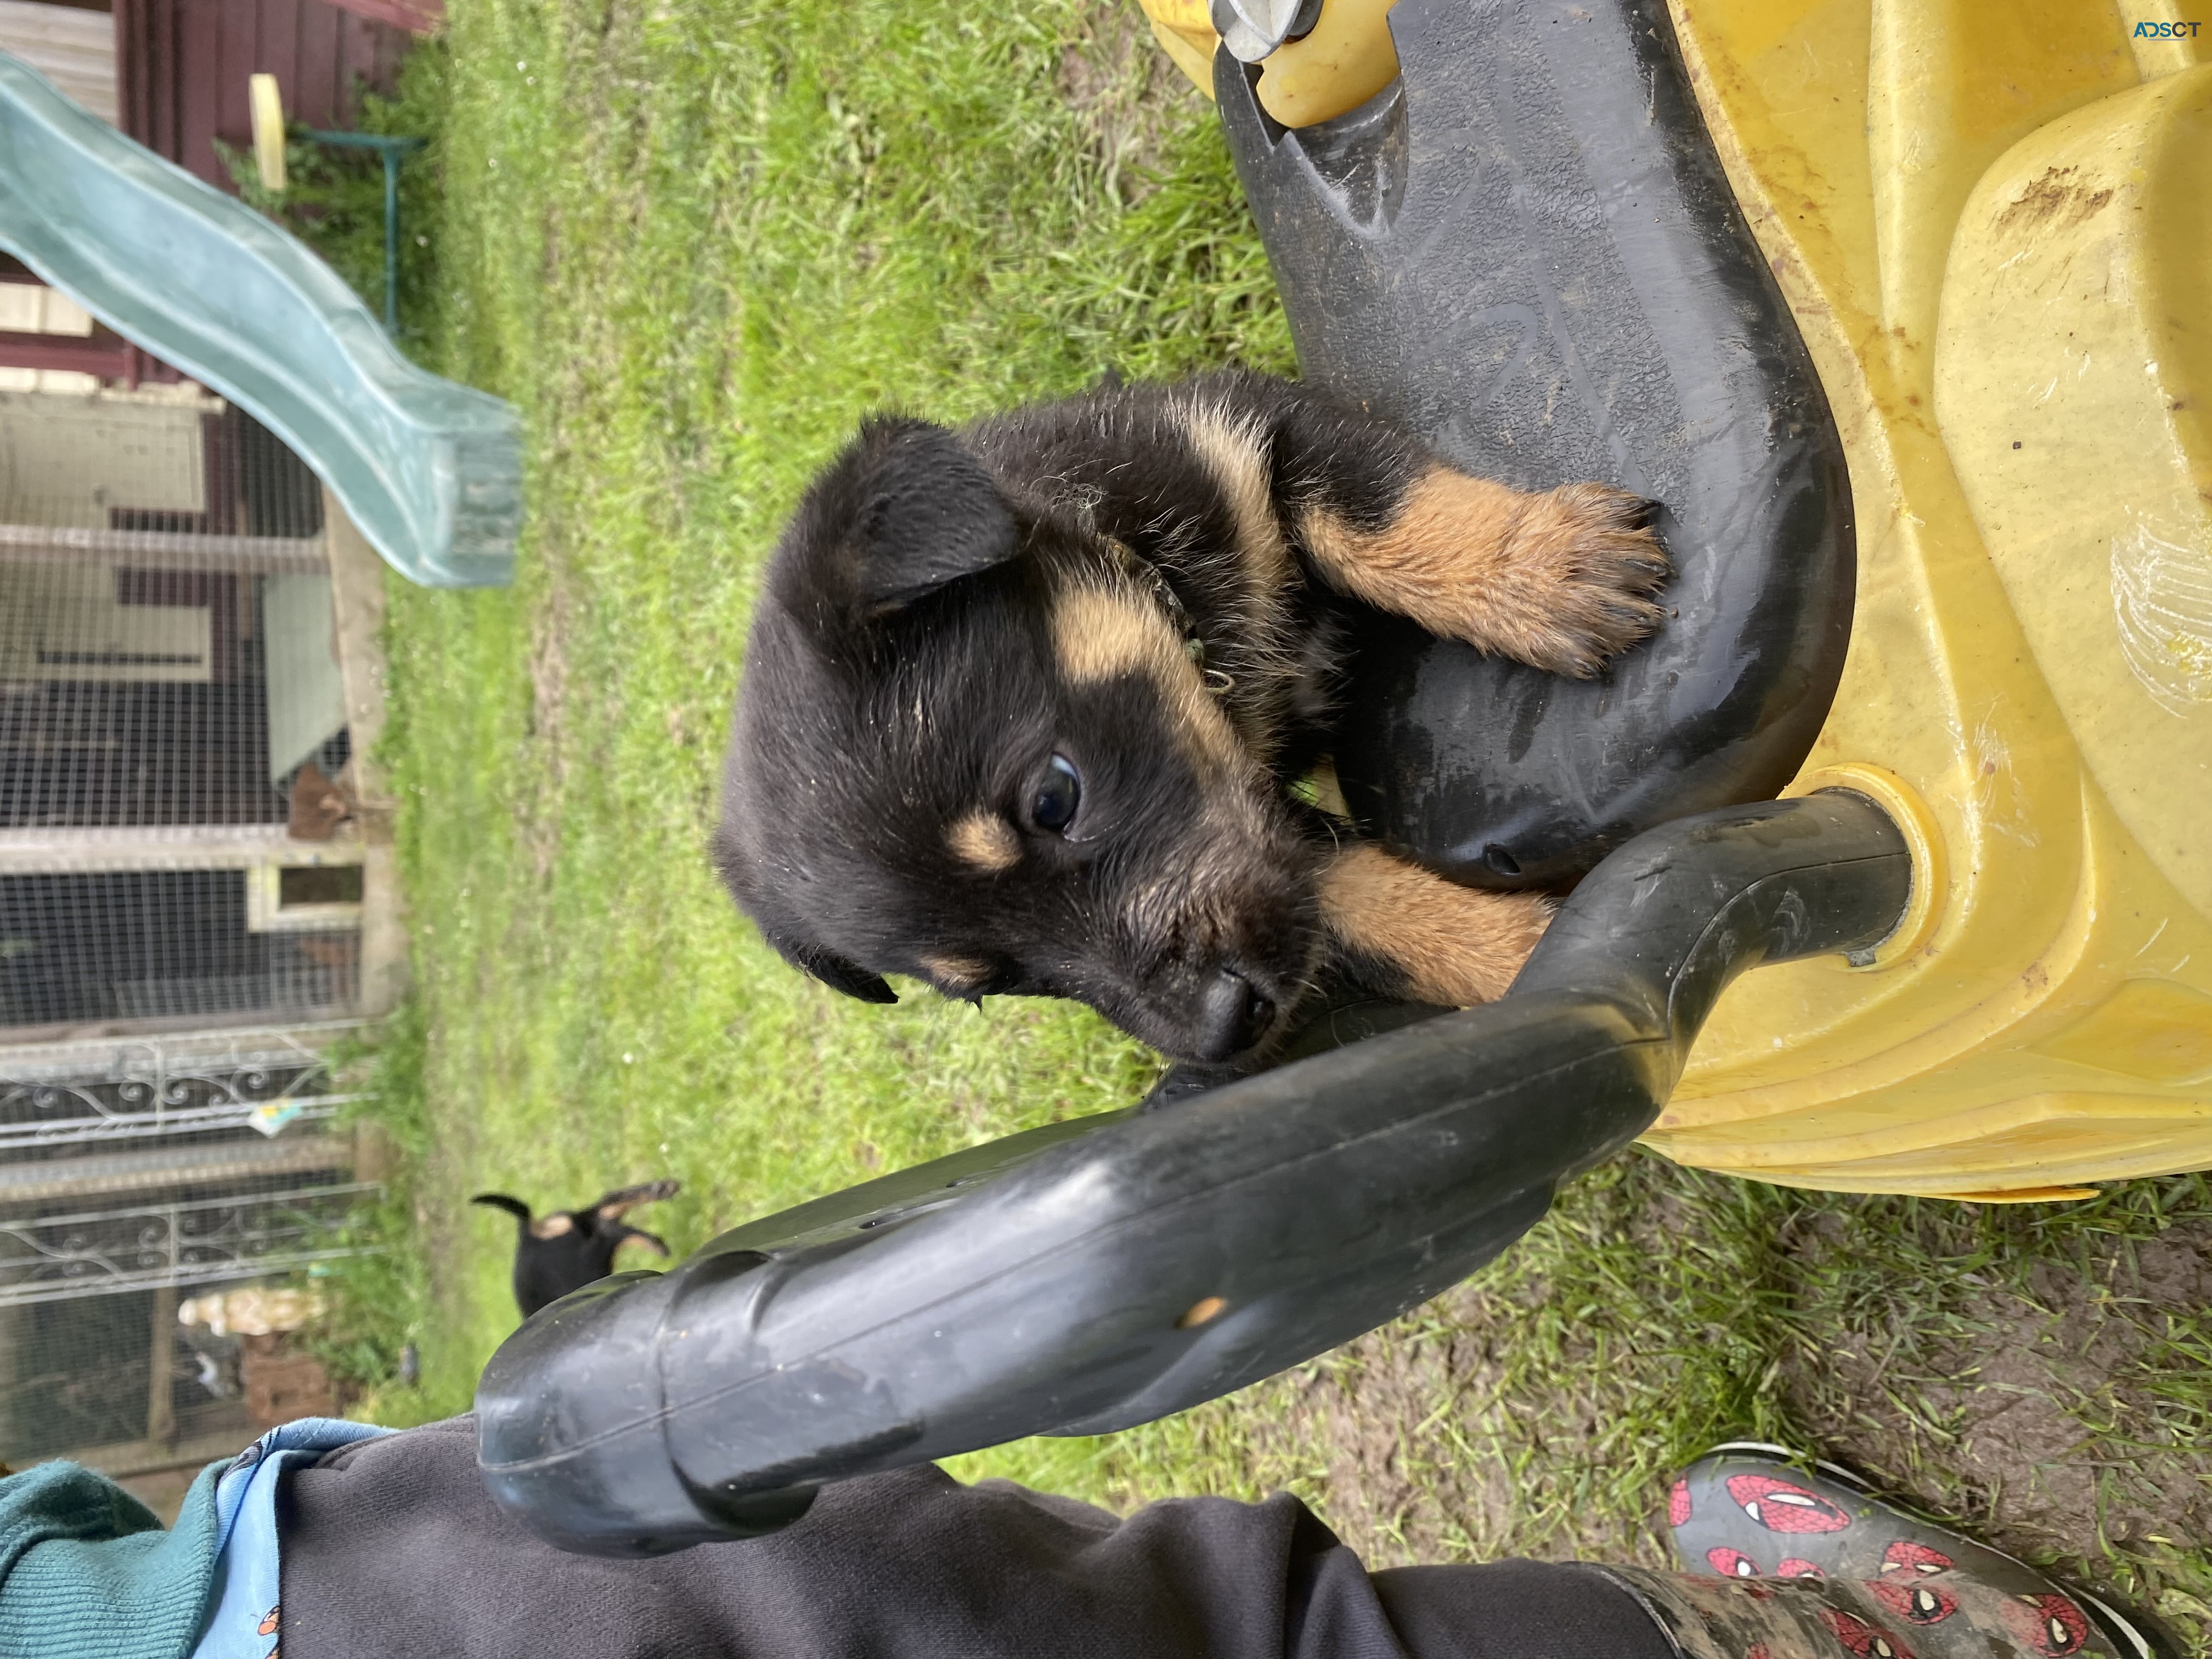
[471,1192,533,1229]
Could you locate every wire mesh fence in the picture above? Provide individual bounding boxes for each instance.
[1,379,363,1042]
[0,1181,372,1308]
[0,1148,370,1463]
[1,383,332,831]
[0,1035,373,1467]
[0,1267,354,1465]
[0,1282,252,1463]
[0,383,325,539]
[2,870,361,1030]
[1,377,379,1469]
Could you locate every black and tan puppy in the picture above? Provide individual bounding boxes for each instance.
[715,370,1666,1068]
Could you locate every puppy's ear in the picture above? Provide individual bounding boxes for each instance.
[806,416,1020,621]
[781,936,898,1006]
[714,752,899,1006]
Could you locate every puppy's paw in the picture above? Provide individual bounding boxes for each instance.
[1319,847,1556,1008]
[1498,483,1671,678]
[1426,888,1554,1006]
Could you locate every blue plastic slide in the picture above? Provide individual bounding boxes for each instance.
[0,53,520,587]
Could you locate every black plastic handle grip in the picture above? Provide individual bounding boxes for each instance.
[1221,0,1857,889]
[476,791,1909,1556]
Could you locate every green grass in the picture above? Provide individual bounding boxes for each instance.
[307,7,2211,1648]
[338,0,1279,1412]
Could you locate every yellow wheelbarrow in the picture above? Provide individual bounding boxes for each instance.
[471,1,2212,1553]
[1148,0,2212,1203]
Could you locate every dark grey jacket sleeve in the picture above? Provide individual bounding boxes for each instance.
[277,1415,1667,1659]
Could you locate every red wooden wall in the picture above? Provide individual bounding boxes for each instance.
[0,0,433,385]
[114,0,420,193]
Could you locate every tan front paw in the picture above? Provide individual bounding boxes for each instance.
[1319,847,1556,1007]
[1407,887,1554,1006]
[1498,483,1671,678]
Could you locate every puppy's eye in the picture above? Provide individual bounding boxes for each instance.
[1030,754,1081,833]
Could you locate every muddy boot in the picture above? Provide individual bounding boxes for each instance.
[1598,1443,2177,1659]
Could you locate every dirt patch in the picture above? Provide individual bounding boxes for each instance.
[1216,1163,2212,1624]
[1992,165,2114,235]
[1776,1216,2212,1566]
[1226,1165,1744,1572]
[520,575,573,879]
[1248,1279,1651,1568]
[1058,0,1210,204]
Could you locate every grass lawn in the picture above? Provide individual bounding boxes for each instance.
[316,3,2211,1644]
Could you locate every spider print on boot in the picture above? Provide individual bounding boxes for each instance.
[1882,1542,1953,1579]
[2003,1594,2094,1658]
[1725,1471,1852,1534]
[1602,1569,2148,1659]
[1869,1578,1959,1626]
[1824,1605,1915,1659]
[1650,1446,2176,1659]
[1708,1548,1760,1579]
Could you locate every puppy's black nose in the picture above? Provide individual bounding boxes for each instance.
[1194,969,1274,1062]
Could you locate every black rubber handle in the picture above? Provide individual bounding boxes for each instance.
[1221,0,1856,889]
[476,792,1909,1556]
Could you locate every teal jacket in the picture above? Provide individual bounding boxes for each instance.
[0,1419,390,1659]
[0,1458,225,1659]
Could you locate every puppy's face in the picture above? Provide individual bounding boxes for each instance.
[719,419,1319,1063]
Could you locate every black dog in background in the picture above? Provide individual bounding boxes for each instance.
[471,1180,680,1317]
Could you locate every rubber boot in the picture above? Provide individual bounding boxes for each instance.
[1598,1443,2178,1659]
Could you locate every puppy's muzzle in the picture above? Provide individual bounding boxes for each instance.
[1192,968,1276,1063]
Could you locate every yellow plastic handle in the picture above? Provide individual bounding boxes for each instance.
[1135,0,1401,129]
[249,72,286,194]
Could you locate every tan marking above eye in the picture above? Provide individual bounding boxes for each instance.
[947,810,1022,872]
[529,1214,575,1240]
[1051,583,1181,685]
[1050,580,1247,774]
[919,952,991,990]
[1178,402,1289,585]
